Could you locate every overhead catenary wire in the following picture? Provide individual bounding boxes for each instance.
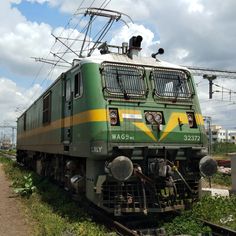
[51,0,111,64]
[22,0,100,109]
[188,66,236,79]
[40,1,114,94]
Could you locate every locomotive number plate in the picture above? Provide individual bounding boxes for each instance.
[183,135,200,141]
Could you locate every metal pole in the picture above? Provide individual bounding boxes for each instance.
[12,127,14,149]
[204,116,212,155]
[203,74,217,99]
[208,118,212,155]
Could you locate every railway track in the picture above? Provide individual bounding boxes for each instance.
[89,203,236,236]
[88,204,176,235]
[0,151,16,161]
[201,220,236,236]
[88,204,168,236]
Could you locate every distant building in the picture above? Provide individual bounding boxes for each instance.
[207,125,236,144]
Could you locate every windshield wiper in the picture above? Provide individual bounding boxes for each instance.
[116,69,129,99]
[173,75,184,100]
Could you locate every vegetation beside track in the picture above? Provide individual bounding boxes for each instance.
[212,142,236,155]
[210,172,231,187]
[163,212,211,235]
[0,155,113,236]
[193,195,236,230]
[164,195,236,235]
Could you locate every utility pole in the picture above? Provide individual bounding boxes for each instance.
[204,116,212,155]
[203,74,217,99]
[11,127,16,148]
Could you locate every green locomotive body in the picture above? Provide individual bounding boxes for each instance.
[17,39,210,215]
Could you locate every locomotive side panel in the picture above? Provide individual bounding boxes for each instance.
[69,63,108,159]
[17,78,64,154]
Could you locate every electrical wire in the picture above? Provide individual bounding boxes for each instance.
[22,0,98,108]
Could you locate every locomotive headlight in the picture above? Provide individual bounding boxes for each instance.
[145,112,154,124]
[109,108,119,126]
[145,111,163,125]
[108,156,133,182]
[153,112,163,124]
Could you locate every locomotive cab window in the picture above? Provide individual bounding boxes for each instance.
[43,92,51,124]
[74,72,83,98]
[101,63,146,99]
[151,68,192,100]
[65,79,71,101]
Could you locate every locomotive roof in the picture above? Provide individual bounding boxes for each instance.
[77,53,188,71]
[18,53,189,120]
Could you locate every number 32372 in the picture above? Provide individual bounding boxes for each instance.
[184,135,200,141]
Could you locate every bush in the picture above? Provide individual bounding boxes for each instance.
[13,173,37,197]
[211,172,231,187]
[0,156,110,236]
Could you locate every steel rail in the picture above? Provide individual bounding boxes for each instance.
[201,219,236,236]
[87,204,139,236]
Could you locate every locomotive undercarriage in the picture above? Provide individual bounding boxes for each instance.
[17,146,214,216]
[91,146,204,215]
[16,150,87,193]
[101,176,200,215]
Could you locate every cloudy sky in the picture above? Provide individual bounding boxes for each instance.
[1,0,236,139]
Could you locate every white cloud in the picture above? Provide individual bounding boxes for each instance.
[0,77,43,124]
[110,23,159,57]
[181,0,204,13]
[26,0,50,3]
[176,49,189,60]
[0,1,26,34]
[0,21,55,76]
[0,1,85,78]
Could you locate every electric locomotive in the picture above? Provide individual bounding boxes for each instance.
[17,35,215,216]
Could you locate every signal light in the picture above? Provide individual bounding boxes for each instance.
[186,112,196,128]
[109,108,119,126]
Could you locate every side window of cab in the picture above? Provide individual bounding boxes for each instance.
[74,72,83,98]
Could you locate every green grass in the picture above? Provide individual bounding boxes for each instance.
[0,149,16,155]
[192,195,236,230]
[0,156,113,236]
[213,142,236,155]
[211,172,231,187]
[163,212,211,235]
[164,195,236,235]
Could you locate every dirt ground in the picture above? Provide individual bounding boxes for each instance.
[0,164,32,236]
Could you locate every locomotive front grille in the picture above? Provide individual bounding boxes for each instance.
[102,182,144,210]
[101,179,199,214]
